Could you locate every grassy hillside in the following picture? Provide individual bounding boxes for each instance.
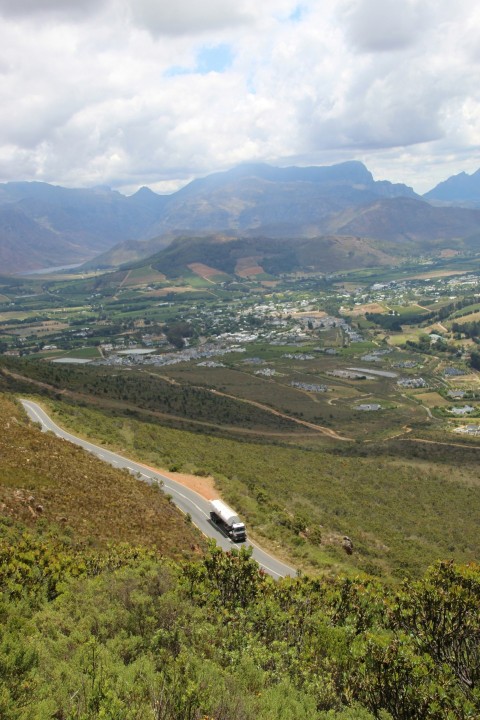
[141,234,396,279]
[30,396,480,581]
[0,393,204,559]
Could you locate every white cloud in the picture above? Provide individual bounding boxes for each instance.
[0,0,479,194]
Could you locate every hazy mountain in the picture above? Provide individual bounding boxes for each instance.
[2,161,480,275]
[80,234,175,270]
[326,196,480,251]
[81,161,420,270]
[94,195,480,273]
[0,204,88,274]
[0,182,168,273]
[144,161,419,237]
[424,168,480,207]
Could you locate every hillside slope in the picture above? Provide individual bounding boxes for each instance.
[133,233,396,278]
[328,196,480,248]
[0,393,203,558]
[0,161,417,273]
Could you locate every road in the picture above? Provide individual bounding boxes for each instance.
[20,399,296,579]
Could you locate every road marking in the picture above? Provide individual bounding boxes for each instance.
[258,564,284,578]
[163,484,209,517]
[248,538,296,576]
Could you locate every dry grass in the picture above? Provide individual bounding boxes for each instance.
[450,310,480,324]
[348,302,387,316]
[415,392,450,408]
[408,269,468,280]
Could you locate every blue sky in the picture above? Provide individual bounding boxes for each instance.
[196,44,233,74]
[166,43,233,77]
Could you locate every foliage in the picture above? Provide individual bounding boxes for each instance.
[0,522,478,719]
[451,320,480,341]
[470,350,480,371]
[365,313,402,332]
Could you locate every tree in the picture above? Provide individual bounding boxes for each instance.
[470,350,480,371]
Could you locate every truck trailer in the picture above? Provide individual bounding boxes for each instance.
[209,499,247,542]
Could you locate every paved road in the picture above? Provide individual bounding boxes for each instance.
[21,400,296,579]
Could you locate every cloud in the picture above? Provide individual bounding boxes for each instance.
[127,0,253,37]
[0,0,104,19]
[0,0,479,195]
[341,0,429,52]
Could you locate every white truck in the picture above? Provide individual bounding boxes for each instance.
[209,499,247,542]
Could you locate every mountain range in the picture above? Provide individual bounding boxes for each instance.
[1,161,480,274]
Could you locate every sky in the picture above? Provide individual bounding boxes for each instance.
[0,0,480,195]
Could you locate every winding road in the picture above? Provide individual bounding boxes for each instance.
[20,399,296,579]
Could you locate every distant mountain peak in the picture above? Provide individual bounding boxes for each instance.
[218,160,375,185]
[131,186,159,197]
[92,184,114,194]
[424,167,480,204]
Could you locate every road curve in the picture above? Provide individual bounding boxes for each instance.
[20,399,296,579]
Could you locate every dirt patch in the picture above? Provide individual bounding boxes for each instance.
[348,303,386,316]
[235,256,265,277]
[188,263,227,281]
[291,310,328,319]
[439,249,460,258]
[143,465,218,500]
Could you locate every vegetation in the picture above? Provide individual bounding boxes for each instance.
[0,357,305,434]
[16,395,480,580]
[0,523,478,719]
[0,394,203,558]
[2,250,480,717]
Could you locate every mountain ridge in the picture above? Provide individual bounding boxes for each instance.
[424,167,480,206]
[1,161,480,274]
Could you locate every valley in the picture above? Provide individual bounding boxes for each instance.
[2,254,480,445]
[2,250,480,580]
